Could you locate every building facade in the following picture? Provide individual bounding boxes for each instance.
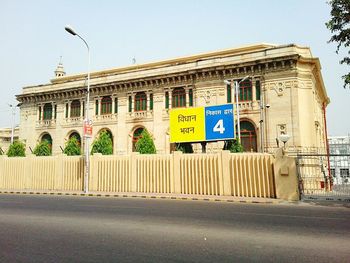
[0,127,19,154]
[16,43,329,155]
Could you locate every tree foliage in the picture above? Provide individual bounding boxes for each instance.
[175,143,193,154]
[91,131,113,155]
[135,130,156,154]
[7,141,26,157]
[223,139,244,153]
[33,140,52,156]
[64,136,81,156]
[326,0,350,88]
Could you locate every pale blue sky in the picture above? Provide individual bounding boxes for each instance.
[0,0,349,136]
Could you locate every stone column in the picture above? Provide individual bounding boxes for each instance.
[131,93,135,112]
[80,99,84,118]
[252,78,256,102]
[67,101,71,118]
[51,102,55,120]
[169,90,172,109]
[146,92,150,111]
[98,97,102,115]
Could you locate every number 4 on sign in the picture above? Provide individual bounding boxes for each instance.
[213,119,225,134]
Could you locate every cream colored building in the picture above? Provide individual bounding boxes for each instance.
[0,127,19,154]
[16,43,329,155]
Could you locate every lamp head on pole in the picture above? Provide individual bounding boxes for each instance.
[224,80,231,85]
[240,75,251,83]
[65,25,77,36]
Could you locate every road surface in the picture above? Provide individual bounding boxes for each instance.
[0,194,349,262]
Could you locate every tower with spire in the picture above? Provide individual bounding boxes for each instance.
[54,56,66,78]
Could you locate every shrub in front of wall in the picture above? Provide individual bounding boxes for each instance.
[135,130,156,154]
[7,141,26,157]
[33,141,52,156]
[224,139,244,153]
[91,131,113,155]
[64,137,81,156]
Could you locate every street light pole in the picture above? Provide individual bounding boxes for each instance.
[225,76,250,143]
[65,25,90,193]
[234,80,241,143]
[8,104,16,144]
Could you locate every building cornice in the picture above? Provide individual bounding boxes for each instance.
[17,54,299,103]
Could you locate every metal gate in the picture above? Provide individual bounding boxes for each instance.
[296,154,350,201]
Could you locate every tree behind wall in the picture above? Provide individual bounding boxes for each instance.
[64,137,81,156]
[33,141,52,156]
[7,141,26,157]
[326,0,350,88]
[135,130,156,154]
[175,143,194,154]
[223,139,244,153]
[91,131,113,155]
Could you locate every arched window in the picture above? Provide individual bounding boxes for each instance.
[172,87,186,108]
[132,127,144,152]
[239,79,252,101]
[134,92,147,111]
[101,96,112,115]
[41,133,53,149]
[70,100,81,117]
[238,121,257,152]
[43,103,52,120]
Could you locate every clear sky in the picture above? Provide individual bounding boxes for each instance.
[0,0,349,136]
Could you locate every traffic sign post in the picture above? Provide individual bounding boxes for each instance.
[170,103,235,143]
[83,119,93,138]
[205,104,235,141]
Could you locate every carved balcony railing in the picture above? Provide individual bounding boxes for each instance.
[93,113,118,124]
[36,119,56,129]
[64,116,84,126]
[126,110,153,121]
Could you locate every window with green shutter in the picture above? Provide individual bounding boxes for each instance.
[95,100,99,115]
[189,89,193,106]
[226,84,232,103]
[128,96,132,112]
[65,104,68,118]
[256,80,261,100]
[39,106,42,120]
[135,92,147,111]
[114,97,118,113]
[239,80,252,101]
[172,87,186,108]
[43,103,52,120]
[101,96,112,115]
[70,100,81,117]
[165,92,169,109]
[150,93,153,110]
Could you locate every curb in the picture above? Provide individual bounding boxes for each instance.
[302,196,350,202]
[0,190,282,204]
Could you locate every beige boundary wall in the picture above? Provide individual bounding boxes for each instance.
[0,151,299,200]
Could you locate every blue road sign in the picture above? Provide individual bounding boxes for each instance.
[205,104,235,141]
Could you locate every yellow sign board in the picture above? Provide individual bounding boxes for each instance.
[170,107,205,143]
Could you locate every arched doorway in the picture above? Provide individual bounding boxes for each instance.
[41,133,53,150]
[132,127,144,152]
[238,121,257,152]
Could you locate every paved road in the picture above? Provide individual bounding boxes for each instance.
[0,194,349,263]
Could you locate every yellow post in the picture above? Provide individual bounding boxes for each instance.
[173,151,182,194]
[221,150,231,196]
